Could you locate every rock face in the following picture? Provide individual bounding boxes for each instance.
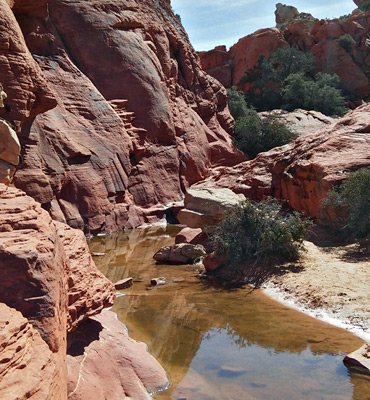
[177,187,246,229]
[0,304,60,400]
[67,310,169,400]
[0,184,167,399]
[153,243,206,264]
[3,0,243,233]
[275,3,299,28]
[193,103,370,219]
[199,5,370,101]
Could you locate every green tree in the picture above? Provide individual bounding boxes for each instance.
[282,72,346,116]
[322,168,370,244]
[338,34,356,53]
[227,87,297,159]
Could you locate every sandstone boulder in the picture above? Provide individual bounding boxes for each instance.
[153,243,206,264]
[0,303,64,400]
[67,310,169,400]
[344,343,370,370]
[175,227,211,251]
[177,188,246,229]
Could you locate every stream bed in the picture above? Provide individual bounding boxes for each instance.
[88,225,370,400]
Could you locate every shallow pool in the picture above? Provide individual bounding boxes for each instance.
[88,226,370,400]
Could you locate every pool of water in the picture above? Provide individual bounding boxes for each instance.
[88,226,370,400]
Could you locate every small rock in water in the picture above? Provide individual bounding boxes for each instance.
[151,277,166,286]
[114,277,133,290]
[344,343,370,371]
[92,252,106,256]
[173,278,185,283]
[218,366,247,378]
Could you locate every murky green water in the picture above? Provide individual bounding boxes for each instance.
[88,226,370,400]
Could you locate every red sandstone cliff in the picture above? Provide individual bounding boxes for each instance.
[199,5,370,101]
[0,0,244,233]
[0,184,168,399]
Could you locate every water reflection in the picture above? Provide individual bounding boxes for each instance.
[88,226,370,400]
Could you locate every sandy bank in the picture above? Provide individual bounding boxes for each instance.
[263,241,370,342]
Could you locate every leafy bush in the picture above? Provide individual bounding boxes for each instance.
[234,111,297,159]
[338,34,355,53]
[358,2,370,11]
[211,199,312,265]
[227,87,297,158]
[240,46,347,115]
[322,168,370,244]
[282,72,346,116]
[227,86,249,121]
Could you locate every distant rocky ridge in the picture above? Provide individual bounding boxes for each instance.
[199,3,370,101]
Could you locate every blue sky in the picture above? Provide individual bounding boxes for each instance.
[171,0,357,51]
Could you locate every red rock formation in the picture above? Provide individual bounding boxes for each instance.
[0,184,168,399]
[193,103,370,218]
[5,0,244,232]
[198,46,232,87]
[200,6,370,100]
[67,310,169,400]
[0,303,63,400]
[0,0,56,130]
[228,28,287,90]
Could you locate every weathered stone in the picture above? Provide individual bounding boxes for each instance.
[177,188,246,229]
[344,343,370,371]
[259,109,335,136]
[0,303,64,400]
[67,310,169,400]
[275,3,299,28]
[153,243,206,264]
[203,252,227,272]
[114,277,133,290]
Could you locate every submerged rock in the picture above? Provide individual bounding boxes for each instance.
[153,243,206,264]
[114,277,133,290]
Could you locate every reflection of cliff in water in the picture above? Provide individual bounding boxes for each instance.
[89,226,370,400]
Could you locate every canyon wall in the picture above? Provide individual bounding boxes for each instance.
[0,0,243,234]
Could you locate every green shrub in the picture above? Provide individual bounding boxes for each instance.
[234,111,297,159]
[338,34,355,53]
[227,87,249,121]
[211,199,312,265]
[322,168,370,244]
[358,2,370,11]
[338,14,351,23]
[282,72,346,116]
[240,46,348,115]
[227,87,297,159]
